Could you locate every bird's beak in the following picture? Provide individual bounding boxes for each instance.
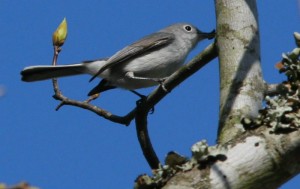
[198,29,216,40]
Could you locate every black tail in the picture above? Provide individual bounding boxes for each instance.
[88,79,116,96]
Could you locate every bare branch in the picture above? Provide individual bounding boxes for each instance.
[52,92,134,125]
[134,43,217,169]
[48,42,217,169]
[50,45,133,126]
[135,99,160,169]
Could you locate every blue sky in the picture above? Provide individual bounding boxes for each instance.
[0,0,299,188]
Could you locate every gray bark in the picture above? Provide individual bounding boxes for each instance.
[215,0,265,144]
[162,128,300,189]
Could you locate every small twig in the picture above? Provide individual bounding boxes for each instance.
[85,93,100,103]
[52,46,61,95]
[52,92,135,125]
[50,45,133,126]
[135,99,160,169]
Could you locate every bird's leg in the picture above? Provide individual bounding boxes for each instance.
[130,90,146,99]
[131,90,155,114]
[130,89,155,114]
[125,72,168,92]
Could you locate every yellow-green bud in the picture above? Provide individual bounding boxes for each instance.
[52,17,67,47]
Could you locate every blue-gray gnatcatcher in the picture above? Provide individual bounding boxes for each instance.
[21,23,215,96]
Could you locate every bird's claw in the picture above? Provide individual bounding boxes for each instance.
[153,78,168,93]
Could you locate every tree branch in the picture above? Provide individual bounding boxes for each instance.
[135,99,160,169]
[50,46,134,126]
[49,42,217,128]
[161,127,300,189]
[134,43,217,169]
[49,41,217,169]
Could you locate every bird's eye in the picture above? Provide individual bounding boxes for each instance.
[184,25,192,32]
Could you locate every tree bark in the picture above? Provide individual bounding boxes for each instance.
[161,127,300,189]
[215,0,265,144]
[158,1,300,188]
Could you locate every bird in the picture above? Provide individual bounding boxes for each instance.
[21,23,215,96]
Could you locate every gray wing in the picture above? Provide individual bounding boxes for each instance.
[89,32,175,81]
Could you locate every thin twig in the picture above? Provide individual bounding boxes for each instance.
[53,93,135,125]
[135,99,160,169]
[50,45,133,126]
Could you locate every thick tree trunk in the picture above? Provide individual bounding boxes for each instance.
[215,0,265,144]
[159,1,300,188]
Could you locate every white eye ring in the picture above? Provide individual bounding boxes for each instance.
[184,25,192,32]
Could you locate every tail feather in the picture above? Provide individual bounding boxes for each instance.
[21,64,85,82]
[21,59,108,82]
